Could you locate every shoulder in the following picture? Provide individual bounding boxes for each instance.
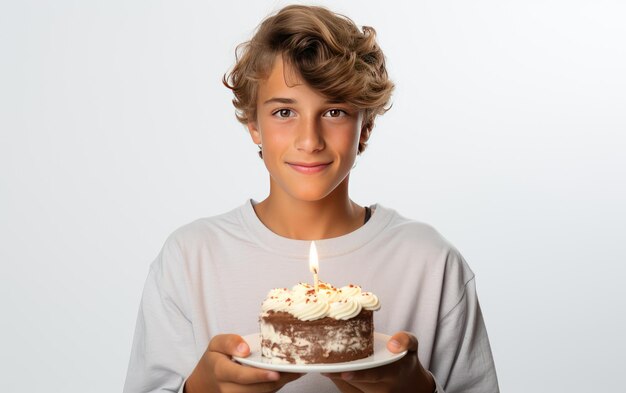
[371,205,477,319]
[151,203,249,271]
[377,205,457,254]
[165,203,247,249]
[376,204,475,281]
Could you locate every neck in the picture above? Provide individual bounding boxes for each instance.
[253,178,365,240]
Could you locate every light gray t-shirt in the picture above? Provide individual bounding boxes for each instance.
[123,200,499,392]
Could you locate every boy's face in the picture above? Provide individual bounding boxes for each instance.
[248,55,365,203]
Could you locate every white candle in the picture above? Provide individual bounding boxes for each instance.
[308,241,319,293]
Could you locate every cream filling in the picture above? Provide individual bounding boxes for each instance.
[259,320,368,364]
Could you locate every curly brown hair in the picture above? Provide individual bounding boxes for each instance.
[223,5,394,154]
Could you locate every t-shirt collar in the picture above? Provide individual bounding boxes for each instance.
[238,199,394,259]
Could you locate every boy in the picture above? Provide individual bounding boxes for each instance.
[124,5,499,393]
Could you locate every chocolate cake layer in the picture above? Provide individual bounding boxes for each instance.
[260,310,374,364]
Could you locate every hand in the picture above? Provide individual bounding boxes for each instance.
[322,331,435,393]
[184,334,303,393]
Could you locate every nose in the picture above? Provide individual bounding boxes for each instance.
[294,115,325,153]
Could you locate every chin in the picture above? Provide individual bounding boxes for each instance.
[275,172,351,202]
[285,184,337,202]
[290,190,333,202]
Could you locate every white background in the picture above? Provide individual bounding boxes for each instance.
[1,0,625,391]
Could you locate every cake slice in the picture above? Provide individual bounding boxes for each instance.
[259,282,381,364]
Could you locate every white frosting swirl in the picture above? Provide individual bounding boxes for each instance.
[290,283,315,301]
[317,288,341,303]
[290,298,330,321]
[358,292,381,311]
[328,298,362,320]
[339,285,361,299]
[261,288,291,313]
[261,281,380,321]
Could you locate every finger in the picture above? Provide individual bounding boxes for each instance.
[219,372,304,393]
[323,370,383,383]
[210,352,280,384]
[325,354,412,384]
[208,334,250,357]
[387,331,418,353]
[277,372,305,383]
[341,369,385,384]
[325,378,363,393]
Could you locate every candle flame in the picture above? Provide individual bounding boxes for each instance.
[308,241,319,274]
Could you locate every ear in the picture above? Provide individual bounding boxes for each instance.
[247,121,262,145]
[359,122,372,145]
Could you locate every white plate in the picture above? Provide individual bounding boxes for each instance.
[232,332,407,373]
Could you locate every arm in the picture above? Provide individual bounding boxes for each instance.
[184,334,302,393]
[429,277,499,393]
[123,239,302,393]
[322,332,436,393]
[123,258,198,393]
[323,249,499,393]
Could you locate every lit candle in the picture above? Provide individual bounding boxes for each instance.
[308,241,319,293]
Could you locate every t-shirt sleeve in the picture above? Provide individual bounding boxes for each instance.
[123,237,198,393]
[429,250,499,393]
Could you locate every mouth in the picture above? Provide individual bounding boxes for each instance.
[286,161,333,174]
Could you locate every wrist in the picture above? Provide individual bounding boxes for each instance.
[183,373,196,393]
[419,367,436,393]
[426,370,437,393]
[184,354,209,393]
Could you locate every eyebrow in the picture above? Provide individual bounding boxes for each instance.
[263,97,296,105]
[262,97,347,105]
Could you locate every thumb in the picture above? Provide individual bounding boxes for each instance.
[208,334,250,357]
[387,331,418,354]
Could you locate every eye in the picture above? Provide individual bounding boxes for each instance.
[324,109,347,118]
[273,109,294,118]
